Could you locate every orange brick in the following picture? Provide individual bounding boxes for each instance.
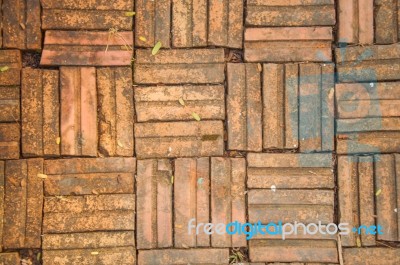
[343,248,400,264]
[135,85,225,122]
[227,63,262,152]
[134,49,225,84]
[245,27,332,62]
[3,159,43,249]
[0,50,21,86]
[22,68,60,157]
[41,31,133,66]
[375,0,399,44]
[60,67,97,156]
[135,121,224,158]
[246,0,335,26]
[2,0,41,50]
[0,253,20,265]
[0,161,3,251]
[136,159,173,249]
[44,157,135,196]
[138,249,229,265]
[0,123,20,160]
[97,67,134,156]
[41,0,133,30]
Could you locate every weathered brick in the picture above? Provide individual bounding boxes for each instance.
[336,44,400,83]
[138,249,229,264]
[338,0,374,44]
[135,121,224,158]
[60,67,97,156]
[41,0,133,30]
[2,0,41,50]
[44,157,135,196]
[134,49,225,84]
[42,247,136,265]
[375,0,399,44]
[42,194,135,233]
[0,253,20,265]
[227,63,262,152]
[136,159,173,249]
[208,0,243,48]
[3,159,43,249]
[135,0,171,48]
[135,85,225,122]
[97,67,134,156]
[41,31,133,66]
[244,27,333,62]
[0,123,20,160]
[247,153,334,189]
[343,248,400,264]
[249,240,338,263]
[211,157,246,247]
[0,161,3,251]
[22,68,60,157]
[336,82,400,154]
[246,0,335,26]
[338,156,376,246]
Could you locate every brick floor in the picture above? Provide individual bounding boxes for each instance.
[343,248,400,265]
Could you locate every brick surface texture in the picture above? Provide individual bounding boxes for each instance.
[0,0,400,264]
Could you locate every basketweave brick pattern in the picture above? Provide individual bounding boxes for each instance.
[336,82,400,154]
[135,0,243,48]
[338,155,400,246]
[41,0,134,30]
[338,0,400,44]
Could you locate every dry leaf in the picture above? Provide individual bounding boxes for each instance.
[92,189,99,195]
[91,252,99,255]
[152,41,162,55]
[0,66,9,72]
[56,137,61,145]
[375,189,382,196]
[170,175,174,184]
[20,23,26,30]
[139,36,147,42]
[37,173,48,179]
[181,243,189,249]
[356,237,361,247]
[192,112,201,121]
[257,63,262,72]
[178,98,185,106]
[117,140,124,147]
[125,11,135,17]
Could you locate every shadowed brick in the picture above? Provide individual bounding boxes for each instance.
[134,49,225,84]
[41,0,133,30]
[0,253,20,265]
[246,0,336,26]
[136,159,173,249]
[138,249,229,264]
[21,68,60,157]
[41,31,133,66]
[336,44,400,83]
[97,67,134,156]
[60,67,97,156]
[3,159,43,249]
[135,121,224,158]
[227,63,262,152]
[343,248,400,264]
[336,82,400,154]
[0,124,20,160]
[2,0,41,50]
[135,85,225,122]
[245,27,333,62]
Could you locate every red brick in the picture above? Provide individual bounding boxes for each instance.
[343,248,400,264]
[44,157,135,196]
[0,253,20,265]
[336,44,400,82]
[0,161,3,251]
[247,153,334,189]
[338,0,374,44]
[227,63,262,152]
[136,159,173,249]
[0,123,20,160]
[42,247,136,265]
[97,67,134,156]
[245,27,332,62]
[246,0,335,26]
[0,86,19,122]
[41,31,133,66]
[2,0,41,50]
[134,49,225,84]
[0,50,21,86]
[60,67,97,156]
[135,85,225,122]
[42,194,135,233]
[211,157,246,247]
[21,68,60,157]
[375,0,399,44]
[3,159,43,249]
[135,121,224,158]
[138,249,229,265]
[249,239,338,263]
[41,0,133,30]
[135,0,171,48]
